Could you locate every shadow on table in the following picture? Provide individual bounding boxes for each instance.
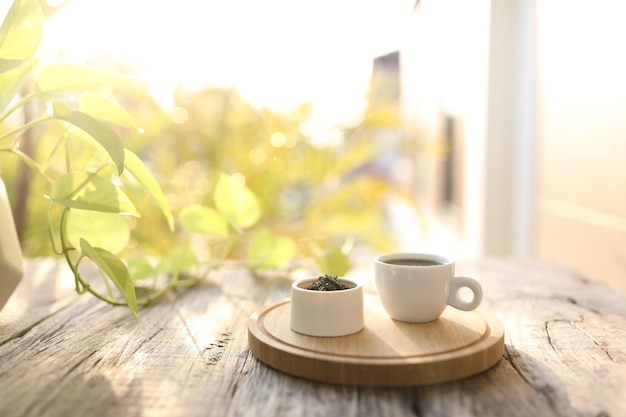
[408,345,582,417]
[244,344,584,417]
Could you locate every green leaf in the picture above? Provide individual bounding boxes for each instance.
[0,57,37,112]
[51,171,139,216]
[156,246,198,276]
[0,0,43,61]
[179,204,231,237]
[127,257,155,281]
[123,150,174,231]
[313,247,351,277]
[52,101,125,174]
[272,236,298,264]
[246,228,274,268]
[247,227,297,269]
[80,239,137,319]
[66,210,130,254]
[0,58,23,73]
[214,173,261,229]
[35,63,131,96]
[78,92,138,129]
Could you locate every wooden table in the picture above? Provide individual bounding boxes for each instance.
[1,257,625,417]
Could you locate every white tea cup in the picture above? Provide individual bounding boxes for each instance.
[374,253,482,323]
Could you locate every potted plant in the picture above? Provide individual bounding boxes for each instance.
[1,0,419,320]
[290,274,364,337]
[0,0,355,318]
[0,178,23,311]
[0,0,176,318]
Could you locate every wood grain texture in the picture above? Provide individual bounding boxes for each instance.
[248,295,504,386]
[1,257,625,417]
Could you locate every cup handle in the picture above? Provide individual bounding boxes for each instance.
[448,277,482,311]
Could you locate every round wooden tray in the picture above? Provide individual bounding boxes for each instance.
[248,293,505,386]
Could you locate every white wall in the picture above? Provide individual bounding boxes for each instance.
[401,0,492,259]
[535,0,626,291]
[402,0,626,291]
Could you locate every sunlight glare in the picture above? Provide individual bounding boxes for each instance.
[269,132,288,148]
[230,172,246,187]
[170,107,189,125]
[38,0,410,130]
[249,147,267,165]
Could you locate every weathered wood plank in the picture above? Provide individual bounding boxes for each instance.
[0,257,624,417]
[457,258,626,417]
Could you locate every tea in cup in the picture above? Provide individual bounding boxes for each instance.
[374,252,482,322]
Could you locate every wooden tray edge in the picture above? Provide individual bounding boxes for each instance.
[248,300,505,387]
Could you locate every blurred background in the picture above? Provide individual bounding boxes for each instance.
[403,0,626,292]
[2,0,625,291]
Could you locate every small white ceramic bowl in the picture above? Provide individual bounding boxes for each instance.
[290,277,364,337]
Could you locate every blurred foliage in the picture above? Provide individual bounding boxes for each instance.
[0,0,419,316]
[0,0,174,318]
[100,82,415,278]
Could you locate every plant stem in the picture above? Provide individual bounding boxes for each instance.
[4,148,53,183]
[0,92,35,125]
[42,126,70,173]
[47,203,64,255]
[0,115,53,146]
[56,206,203,308]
